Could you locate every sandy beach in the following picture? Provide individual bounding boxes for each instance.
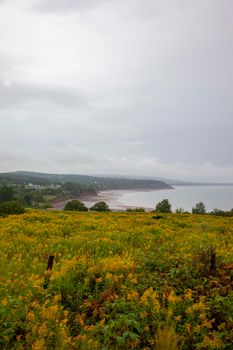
[51,189,157,211]
[51,191,122,210]
[52,192,101,210]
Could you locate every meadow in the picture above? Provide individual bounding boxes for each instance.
[0,211,233,349]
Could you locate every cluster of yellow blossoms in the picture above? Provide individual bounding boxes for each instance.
[0,210,232,349]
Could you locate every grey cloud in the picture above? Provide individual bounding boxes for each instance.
[52,146,96,166]
[32,0,176,17]
[0,150,32,172]
[33,0,106,13]
[0,81,87,110]
[32,0,182,19]
[0,0,233,181]
[0,51,19,77]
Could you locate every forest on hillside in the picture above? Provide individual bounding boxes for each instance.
[0,171,172,209]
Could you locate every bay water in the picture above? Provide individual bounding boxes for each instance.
[89,186,233,212]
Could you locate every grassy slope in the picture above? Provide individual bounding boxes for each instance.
[0,211,233,349]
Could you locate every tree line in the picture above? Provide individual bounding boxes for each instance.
[0,185,232,216]
[63,198,233,215]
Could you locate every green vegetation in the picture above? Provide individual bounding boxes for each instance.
[0,171,172,209]
[126,207,146,212]
[0,186,25,216]
[0,201,25,216]
[0,185,15,203]
[0,171,172,190]
[155,199,172,213]
[90,201,110,212]
[0,211,232,349]
[210,208,233,216]
[64,200,88,212]
[192,202,206,214]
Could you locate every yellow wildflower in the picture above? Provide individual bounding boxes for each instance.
[185,323,192,333]
[151,290,158,300]
[141,287,153,304]
[32,339,45,350]
[184,289,193,301]
[175,315,182,321]
[217,322,226,331]
[194,325,201,333]
[130,277,137,284]
[40,305,59,320]
[38,324,48,338]
[54,294,61,302]
[199,313,206,321]
[100,318,105,325]
[75,313,85,326]
[167,291,180,304]
[27,311,35,321]
[200,334,222,348]
[106,272,113,280]
[128,273,137,284]
[59,327,71,344]
[192,301,206,311]
[30,301,39,309]
[153,298,160,312]
[1,298,8,306]
[202,319,213,329]
[127,290,139,300]
[84,325,95,332]
[167,308,173,317]
[199,296,206,303]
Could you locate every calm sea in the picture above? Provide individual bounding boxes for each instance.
[93,186,233,212]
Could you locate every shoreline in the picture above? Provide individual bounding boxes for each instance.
[51,187,171,210]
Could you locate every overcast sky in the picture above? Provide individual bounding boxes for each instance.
[0,0,232,181]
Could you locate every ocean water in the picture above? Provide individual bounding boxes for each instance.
[91,186,233,212]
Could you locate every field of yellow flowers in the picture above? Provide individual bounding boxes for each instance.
[0,210,233,349]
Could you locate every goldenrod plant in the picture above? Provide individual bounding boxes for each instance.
[0,210,232,349]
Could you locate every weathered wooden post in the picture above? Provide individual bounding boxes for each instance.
[47,255,54,271]
[44,255,54,289]
[210,248,216,273]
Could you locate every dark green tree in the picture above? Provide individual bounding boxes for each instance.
[90,201,110,212]
[155,199,172,213]
[192,202,206,214]
[126,207,145,212]
[175,207,185,213]
[21,194,33,206]
[210,208,225,216]
[64,200,88,212]
[62,183,82,196]
[0,186,15,203]
[0,201,25,216]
